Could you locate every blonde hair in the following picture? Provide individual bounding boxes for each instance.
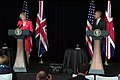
[19,12,26,19]
[0,55,9,65]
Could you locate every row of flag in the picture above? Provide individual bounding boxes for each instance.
[86,0,115,59]
[22,0,115,59]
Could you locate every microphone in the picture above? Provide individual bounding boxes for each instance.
[17,24,23,28]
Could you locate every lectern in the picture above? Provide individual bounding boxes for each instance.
[8,29,30,72]
[86,29,109,74]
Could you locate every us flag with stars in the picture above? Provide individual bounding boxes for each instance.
[22,0,30,20]
[88,0,95,25]
[86,0,95,57]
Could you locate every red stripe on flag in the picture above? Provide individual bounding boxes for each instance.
[86,36,92,57]
[104,16,115,43]
[86,25,91,30]
[87,36,92,45]
[35,16,41,35]
[88,45,93,57]
[35,16,47,35]
[36,17,48,47]
[85,40,92,57]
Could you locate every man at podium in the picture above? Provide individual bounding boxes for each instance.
[92,11,106,30]
[92,11,106,63]
[17,13,33,65]
[86,11,107,74]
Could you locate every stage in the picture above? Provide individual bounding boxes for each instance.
[0,1,120,80]
[16,61,120,80]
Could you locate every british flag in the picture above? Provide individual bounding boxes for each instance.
[35,0,48,57]
[104,0,115,59]
[86,0,95,57]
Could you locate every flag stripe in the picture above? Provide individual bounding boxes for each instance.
[85,0,95,57]
[37,20,48,47]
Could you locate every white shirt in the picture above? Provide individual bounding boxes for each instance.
[96,18,101,25]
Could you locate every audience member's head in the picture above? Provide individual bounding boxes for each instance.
[36,70,52,80]
[0,55,9,65]
[77,63,88,76]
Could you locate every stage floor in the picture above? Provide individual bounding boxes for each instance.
[16,61,120,80]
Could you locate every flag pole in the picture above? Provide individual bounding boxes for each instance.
[36,1,48,65]
[105,57,108,65]
[38,54,44,64]
[89,59,92,64]
[38,57,44,64]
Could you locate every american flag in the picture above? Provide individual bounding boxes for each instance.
[22,0,29,20]
[86,0,95,57]
[104,0,115,59]
[35,1,48,57]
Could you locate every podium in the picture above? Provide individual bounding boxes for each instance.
[8,29,30,72]
[86,29,109,74]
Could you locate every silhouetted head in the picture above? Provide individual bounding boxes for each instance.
[0,55,9,65]
[77,63,88,75]
[94,11,102,20]
[36,70,48,80]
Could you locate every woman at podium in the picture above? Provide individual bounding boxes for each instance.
[17,13,33,65]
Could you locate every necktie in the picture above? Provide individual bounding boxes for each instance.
[96,20,98,25]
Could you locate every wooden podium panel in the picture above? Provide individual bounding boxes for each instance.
[89,40,104,74]
[13,39,27,72]
[86,30,109,74]
[8,29,30,72]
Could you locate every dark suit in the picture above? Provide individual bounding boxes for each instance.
[68,75,89,80]
[92,18,106,30]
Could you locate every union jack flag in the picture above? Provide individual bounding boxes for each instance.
[35,0,48,57]
[86,0,95,57]
[104,0,115,59]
